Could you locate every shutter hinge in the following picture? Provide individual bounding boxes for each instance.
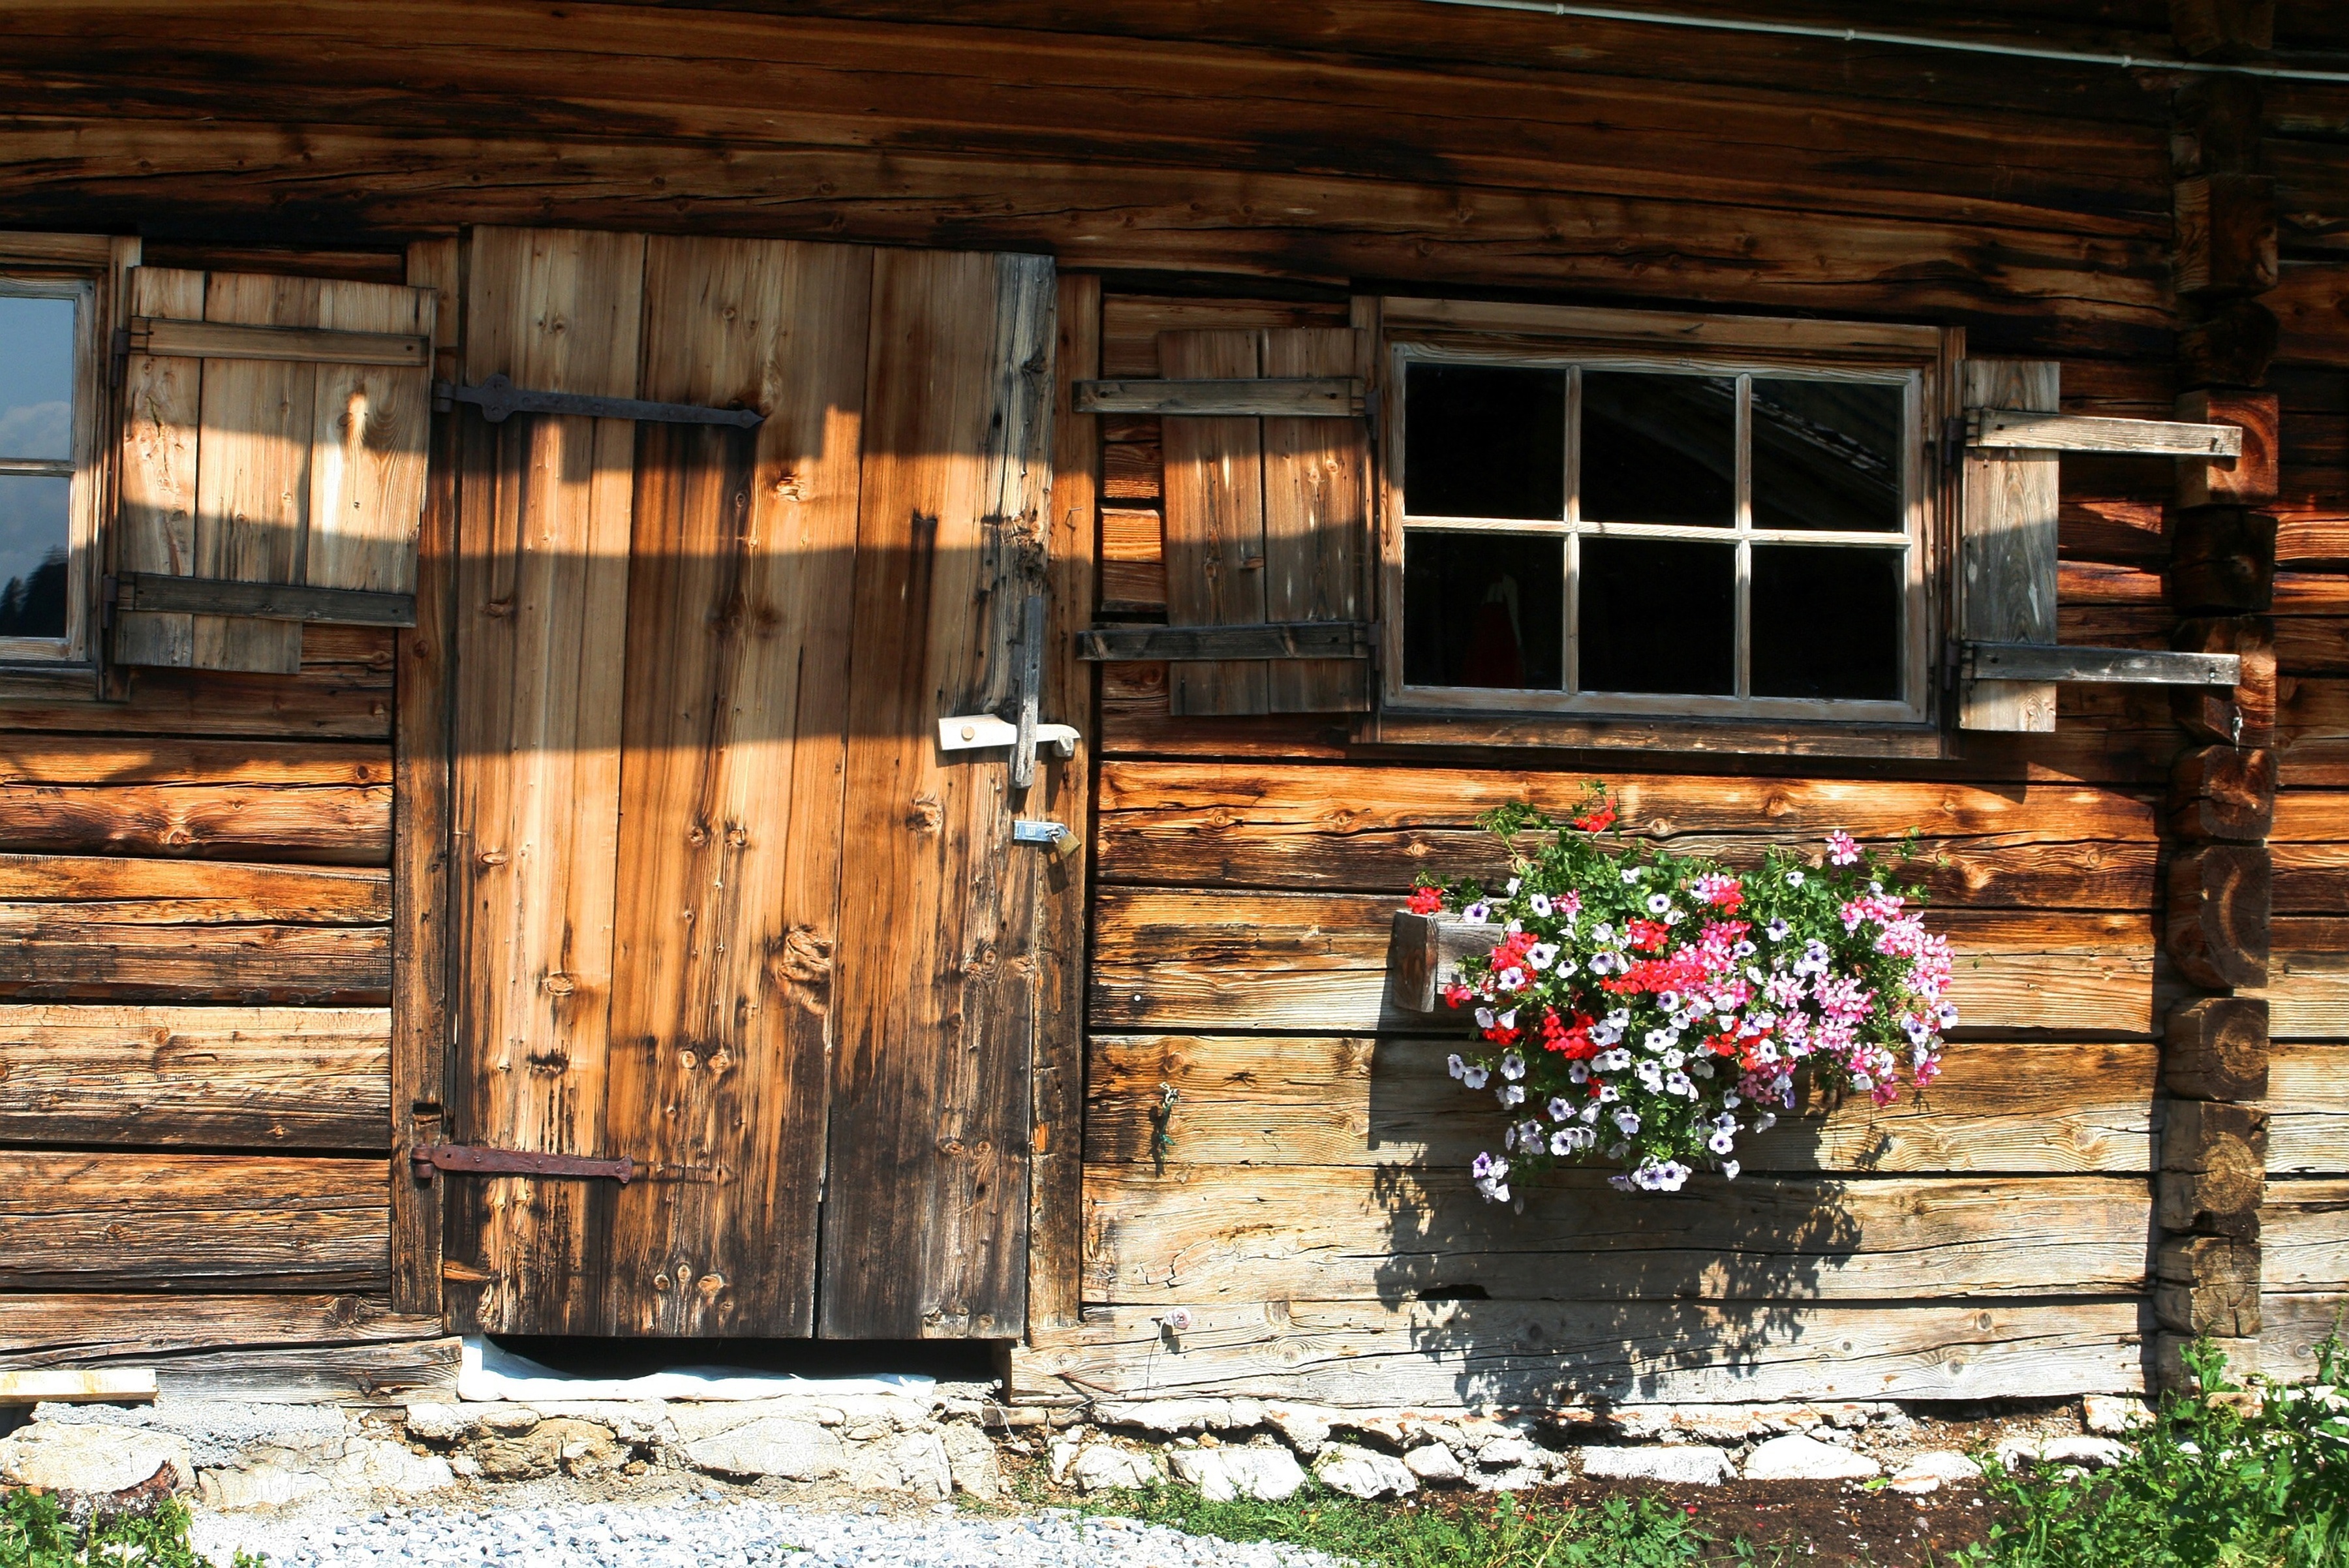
[109,326,129,389]
[433,374,763,427]
[1940,414,1968,471]
[409,1143,634,1184]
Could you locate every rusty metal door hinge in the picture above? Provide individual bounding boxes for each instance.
[409,1143,634,1184]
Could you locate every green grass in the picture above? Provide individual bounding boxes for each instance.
[1086,1483,1745,1568]
[0,1489,259,1568]
[1957,1336,2349,1568]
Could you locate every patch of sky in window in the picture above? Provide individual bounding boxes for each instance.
[0,293,77,638]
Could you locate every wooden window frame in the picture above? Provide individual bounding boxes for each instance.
[1373,298,1961,753]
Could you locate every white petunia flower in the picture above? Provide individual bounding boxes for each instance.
[1448,1054,1466,1079]
[1499,1083,1525,1107]
[1646,893,1672,915]
[1462,1065,1490,1090]
[1785,870,1805,887]
[1528,892,1552,917]
[1499,1052,1526,1081]
[1614,1107,1641,1136]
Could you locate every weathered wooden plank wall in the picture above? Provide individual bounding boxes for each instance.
[0,1,2337,1398]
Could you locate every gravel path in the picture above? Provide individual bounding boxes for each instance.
[191,1499,1348,1568]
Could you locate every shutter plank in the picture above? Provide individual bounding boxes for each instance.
[193,273,321,674]
[1959,361,2061,731]
[114,268,205,669]
[305,280,433,597]
[1261,328,1370,713]
[447,226,644,1335]
[1161,331,1270,715]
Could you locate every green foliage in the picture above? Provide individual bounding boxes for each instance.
[0,1490,261,1568]
[1095,1482,1719,1568]
[1962,1336,2349,1568]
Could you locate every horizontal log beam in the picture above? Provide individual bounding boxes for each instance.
[1078,622,1369,662]
[1968,410,2241,457]
[1081,1165,2153,1304]
[0,1152,390,1291]
[127,316,429,367]
[1015,1300,2149,1406]
[0,1005,391,1149]
[0,1293,439,1365]
[1073,378,1362,417]
[118,574,418,629]
[1964,642,2241,686]
[1085,1034,2159,1175]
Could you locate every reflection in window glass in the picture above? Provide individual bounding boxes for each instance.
[1402,531,1565,690]
[1581,371,1735,527]
[1579,538,1735,695]
[1751,379,1903,533]
[0,476,69,638]
[1402,362,1566,521]
[0,295,75,461]
[1751,546,1903,700]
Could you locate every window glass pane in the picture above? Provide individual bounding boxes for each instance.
[1403,531,1564,690]
[1751,545,1903,701]
[1580,371,1735,527]
[1751,378,1903,534]
[1578,537,1734,694]
[1402,361,1566,521]
[0,294,76,461]
[0,475,70,638]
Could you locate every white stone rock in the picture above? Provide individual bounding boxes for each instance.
[1094,1400,1233,1434]
[198,1462,327,1511]
[1048,1436,1084,1485]
[1742,1434,1882,1482]
[2083,1396,2153,1436]
[1886,1451,1982,1496]
[0,1422,194,1496]
[1069,1443,1160,1492]
[1170,1445,1307,1501]
[665,1398,844,1448]
[1578,1446,1736,1486]
[335,1436,456,1496]
[1403,1444,1466,1484]
[1468,1466,1545,1494]
[1476,1436,1536,1468]
[939,1422,1004,1499]
[1312,1443,1417,1499]
[877,1431,954,1499]
[1995,1435,2128,1470]
[682,1417,847,1481]
[1263,1403,1335,1457]
[401,1402,471,1443]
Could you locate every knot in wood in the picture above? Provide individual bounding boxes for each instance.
[476,848,509,868]
[726,826,749,850]
[906,796,945,835]
[482,598,515,619]
[697,1273,726,1296]
[540,972,577,996]
[526,1045,571,1073]
[936,1135,966,1158]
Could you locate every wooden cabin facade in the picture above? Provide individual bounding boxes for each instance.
[0,1,2344,1411]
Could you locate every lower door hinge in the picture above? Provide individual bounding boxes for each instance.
[409,1143,634,1184]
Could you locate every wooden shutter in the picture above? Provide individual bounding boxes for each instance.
[1959,360,2250,731]
[114,267,435,673]
[1958,360,2061,732]
[1155,327,1370,715]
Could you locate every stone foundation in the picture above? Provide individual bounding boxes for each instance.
[0,1387,2148,1514]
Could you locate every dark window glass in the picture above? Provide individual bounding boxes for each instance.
[1581,371,1735,527]
[1402,531,1564,690]
[0,294,75,461]
[1751,379,1903,534]
[1751,546,1903,700]
[1402,362,1565,521]
[1578,538,1734,695]
[0,476,68,638]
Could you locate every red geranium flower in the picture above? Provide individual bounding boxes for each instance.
[1407,885,1443,915]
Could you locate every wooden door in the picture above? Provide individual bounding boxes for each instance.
[443,228,1056,1338]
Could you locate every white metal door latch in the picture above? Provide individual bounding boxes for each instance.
[1011,818,1082,861]
[937,713,1080,758]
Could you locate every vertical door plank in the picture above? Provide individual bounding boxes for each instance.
[1958,360,2062,732]
[601,236,870,1337]
[390,237,460,1319]
[114,268,206,669]
[193,273,321,674]
[448,226,644,1335]
[307,281,433,597]
[1261,327,1370,713]
[1030,269,1098,1334]
[1159,331,1269,715]
[823,249,1056,1338]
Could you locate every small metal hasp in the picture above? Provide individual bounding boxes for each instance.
[1012,819,1082,861]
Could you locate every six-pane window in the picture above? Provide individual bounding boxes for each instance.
[0,285,82,647]
[1394,351,1924,720]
